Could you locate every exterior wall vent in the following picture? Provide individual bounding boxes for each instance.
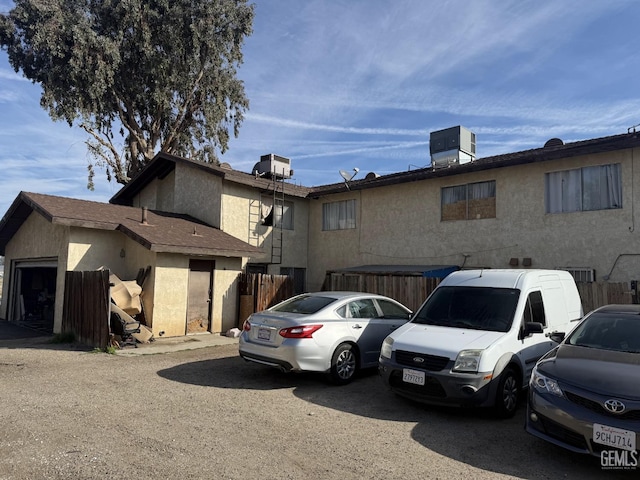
[430,126,476,169]
[253,154,292,179]
[557,267,595,283]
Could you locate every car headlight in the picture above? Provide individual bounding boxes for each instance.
[531,366,564,397]
[380,337,394,359]
[452,349,483,373]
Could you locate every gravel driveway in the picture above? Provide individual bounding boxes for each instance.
[0,328,632,479]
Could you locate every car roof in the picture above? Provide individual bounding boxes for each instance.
[591,304,640,315]
[301,291,386,300]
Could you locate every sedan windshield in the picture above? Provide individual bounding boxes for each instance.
[270,295,336,314]
[567,313,640,353]
[411,286,519,332]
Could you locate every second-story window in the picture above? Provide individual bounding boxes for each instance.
[322,199,356,230]
[544,163,622,213]
[262,196,294,230]
[441,180,496,221]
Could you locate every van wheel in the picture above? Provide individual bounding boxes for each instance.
[494,367,520,418]
[329,343,357,385]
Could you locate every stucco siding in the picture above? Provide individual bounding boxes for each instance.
[153,253,189,337]
[132,170,176,212]
[1,212,68,330]
[212,257,243,333]
[307,149,640,290]
[173,163,222,227]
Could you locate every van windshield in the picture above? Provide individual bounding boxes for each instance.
[412,286,520,332]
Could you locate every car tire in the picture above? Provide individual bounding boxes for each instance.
[494,367,520,418]
[329,343,358,385]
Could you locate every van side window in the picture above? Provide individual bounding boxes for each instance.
[520,291,546,339]
[529,291,546,326]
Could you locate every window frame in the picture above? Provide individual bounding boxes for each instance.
[441,180,496,221]
[322,199,357,231]
[544,163,622,214]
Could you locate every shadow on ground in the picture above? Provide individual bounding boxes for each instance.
[157,354,634,480]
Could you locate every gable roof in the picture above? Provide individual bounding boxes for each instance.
[110,152,312,206]
[0,192,262,258]
[308,131,640,196]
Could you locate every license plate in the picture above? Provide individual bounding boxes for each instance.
[257,328,272,341]
[593,423,637,452]
[403,368,425,386]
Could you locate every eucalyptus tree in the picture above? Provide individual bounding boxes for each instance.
[1,0,254,188]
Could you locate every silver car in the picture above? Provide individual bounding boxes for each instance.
[239,291,412,384]
[526,304,640,459]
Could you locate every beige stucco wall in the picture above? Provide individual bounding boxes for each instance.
[307,148,640,291]
[149,254,243,336]
[212,256,244,332]
[221,182,308,271]
[0,212,68,330]
[173,163,223,227]
[132,169,176,212]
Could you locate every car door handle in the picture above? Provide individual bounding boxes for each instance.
[352,324,363,329]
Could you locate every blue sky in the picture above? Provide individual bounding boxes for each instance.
[1,0,640,216]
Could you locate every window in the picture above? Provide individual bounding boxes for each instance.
[261,196,294,230]
[441,180,496,221]
[521,291,546,338]
[322,199,356,230]
[376,299,411,320]
[544,163,622,213]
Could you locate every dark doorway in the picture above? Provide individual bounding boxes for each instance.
[11,264,57,333]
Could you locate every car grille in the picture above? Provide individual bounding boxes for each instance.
[395,350,450,371]
[538,415,588,451]
[565,391,640,421]
[388,370,447,398]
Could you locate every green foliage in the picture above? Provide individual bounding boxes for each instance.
[1,0,255,188]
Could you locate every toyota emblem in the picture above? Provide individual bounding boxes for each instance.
[604,399,626,414]
[413,357,425,363]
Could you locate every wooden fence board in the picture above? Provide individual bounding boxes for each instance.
[62,270,110,348]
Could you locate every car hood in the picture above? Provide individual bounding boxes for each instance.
[538,345,640,399]
[389,323,504,359]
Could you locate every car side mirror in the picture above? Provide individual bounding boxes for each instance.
[524,322,544,337]
[548,331,565,343]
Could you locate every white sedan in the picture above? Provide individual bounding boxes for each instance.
[239,291,412,384]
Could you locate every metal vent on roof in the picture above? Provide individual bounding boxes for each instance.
[544,138,564,148]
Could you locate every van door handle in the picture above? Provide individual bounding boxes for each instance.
[352,324,362,329]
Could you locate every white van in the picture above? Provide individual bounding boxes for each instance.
[378,269,582,417]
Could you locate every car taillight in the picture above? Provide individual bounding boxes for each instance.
[243,320,251,331]
[279,325,323,338]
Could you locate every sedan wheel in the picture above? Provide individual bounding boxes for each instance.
[330,344,357,385]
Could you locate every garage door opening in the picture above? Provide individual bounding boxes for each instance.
[10,261,57,334]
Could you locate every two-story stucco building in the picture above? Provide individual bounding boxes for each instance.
[1,128,639,339]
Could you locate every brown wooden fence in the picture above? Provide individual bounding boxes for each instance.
[577,282,632,313]
[62,270,110,348]
[238,273,294,325]
[326,273,634,314]
[324,273,441,312]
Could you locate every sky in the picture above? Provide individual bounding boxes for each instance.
[1,0,640,216]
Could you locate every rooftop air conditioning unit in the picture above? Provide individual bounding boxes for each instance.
[430,126,476,169]
[254,154,292,179]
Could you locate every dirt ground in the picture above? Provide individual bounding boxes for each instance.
[0,329,634,479]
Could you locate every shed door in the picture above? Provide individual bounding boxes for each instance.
[186,260,214,334]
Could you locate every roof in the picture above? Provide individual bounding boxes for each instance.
[110,152,312,206]
[0,192,262,258]
[308,131,640,196]
[109,131,640,204]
